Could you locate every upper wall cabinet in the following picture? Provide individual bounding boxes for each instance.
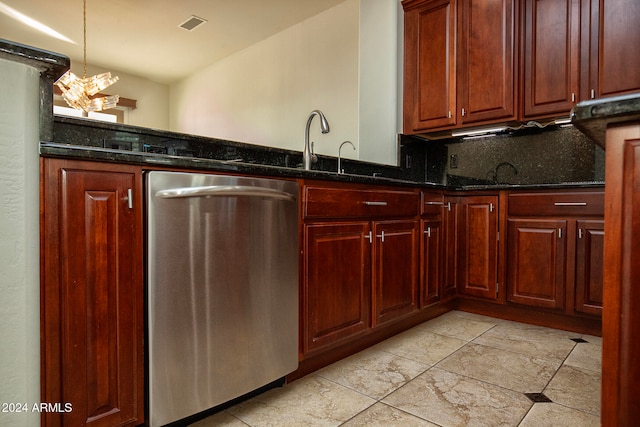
[522,0,580,118]
[523,0,640,120]
[403,0,517,134]
[582,0,640,101]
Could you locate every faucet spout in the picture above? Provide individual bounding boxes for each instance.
[304,110,330,170]
[338,140,356,174]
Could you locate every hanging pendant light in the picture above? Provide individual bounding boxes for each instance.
[55,0,119,112]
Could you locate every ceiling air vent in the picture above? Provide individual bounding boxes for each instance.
[179,16,208,31]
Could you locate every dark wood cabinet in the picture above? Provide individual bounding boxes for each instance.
[301,182,420,356]
[523,0,640,120]
[420,192,445,307]
[441,197,460,301]
[506,190,604,314]
[582,0,640,101]
[457,0,517,126]
[372,220,420,326]
[403,0,516,133]
[303,222,371,354]
[458,195,499,300]
[403,0,457,132]
[421,218,442,307]
[507,218,567,309]
[523,0,580,118]
[41,159,144,427]
[574,219,604,316]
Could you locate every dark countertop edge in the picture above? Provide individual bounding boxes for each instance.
[0,38,69,79]
[571,93,640,149]
[40,143,604,191]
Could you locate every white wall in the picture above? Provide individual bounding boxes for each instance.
[359,0,402,165]
[170,0,361,161]
[0,59,41,427]
[67,61,170,131]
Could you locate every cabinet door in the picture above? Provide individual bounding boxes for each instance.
[42,161,144,427]
[523,0,580,118]
[372,220,420,326]
[575,220,604,316]
[507,219,567,309]
[303,222,371,354]
[458,0,516,124]
[442,198,460,301]
[459,196,499,299]
[421,218,442,307]
[403,0,457,132]
[583,0,640,100]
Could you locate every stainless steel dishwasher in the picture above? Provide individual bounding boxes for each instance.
[147,171,299,426]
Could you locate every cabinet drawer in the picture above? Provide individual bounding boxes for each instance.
[508,191,604,216]
[304,186,419,219]
[421,192,444,216]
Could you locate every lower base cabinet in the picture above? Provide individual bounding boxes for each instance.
[507,219,567,309]
[372,220,420,326]
[575,220,604,316]
[41,159,144,427]
[303,222,371,354]
[301,182,420,357]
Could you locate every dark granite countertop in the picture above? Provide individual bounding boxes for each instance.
[572,93,640,148]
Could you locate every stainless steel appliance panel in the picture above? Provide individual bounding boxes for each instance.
[147,171,298,426]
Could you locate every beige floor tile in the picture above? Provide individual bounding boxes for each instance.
[316,347,428,399]
[342,402,438,426]
[472,321,577,362]
[383,367,532,427]
[414,310,498,341]
[189,410,248,426]
[519,402,600,427]
[226,375,375,426]
[436,343,560,393]
[373,327,467,366]
[544,365,601,416]
[564,342,602,373]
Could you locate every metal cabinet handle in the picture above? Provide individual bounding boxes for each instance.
[578,228,583,239]
[364,201,388,206]
[554,202,587,206]
[425,201,444,206]
[365,231,372,243]
[558,228,563,239]
[155,185,296,202]
[442,202,451,211]
[424,227,431,238]
[376,231,385,242]
[123,188,133,209]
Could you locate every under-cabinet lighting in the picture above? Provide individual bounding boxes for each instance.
[451,126,508,138]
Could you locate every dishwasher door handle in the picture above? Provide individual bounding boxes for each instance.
[155,185,296,201]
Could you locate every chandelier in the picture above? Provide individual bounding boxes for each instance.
[55,0,119,112]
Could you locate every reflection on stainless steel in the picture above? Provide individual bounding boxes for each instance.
[147,171,299,427]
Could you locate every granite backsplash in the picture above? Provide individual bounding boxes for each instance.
[51,116,604,188]
[418,124,605,187]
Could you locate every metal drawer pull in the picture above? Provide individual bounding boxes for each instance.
[554,202,587,206]
[376,231,385,242]
[424,227,431,238]
[425,201,444,205]
[364,201,388,206]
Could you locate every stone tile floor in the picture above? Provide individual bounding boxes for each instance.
[190,310,601,426]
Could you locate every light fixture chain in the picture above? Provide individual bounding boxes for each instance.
[83,0,87,79]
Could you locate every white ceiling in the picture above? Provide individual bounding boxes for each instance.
[0,0,347,84]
